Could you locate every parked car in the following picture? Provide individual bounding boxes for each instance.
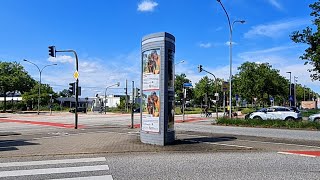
[245,106,302,121]
[308,113,320,123]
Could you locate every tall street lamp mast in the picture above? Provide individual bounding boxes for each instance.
[104,82,120,114]
[286,71,292,107]
[23,59,57,115]
[216,0,245,118]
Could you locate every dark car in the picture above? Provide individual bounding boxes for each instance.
[69,107,87,113]
[133,108,140,113]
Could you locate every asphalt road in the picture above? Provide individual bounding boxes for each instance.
[1,112,320,179]
[0,152,319,180]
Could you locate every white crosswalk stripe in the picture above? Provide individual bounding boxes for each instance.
[0,157,113,179]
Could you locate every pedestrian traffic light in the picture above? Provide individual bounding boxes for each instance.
[48,46,56,57]
[198,65,203,72]
[69,82,75,95]
[135,88,141,97]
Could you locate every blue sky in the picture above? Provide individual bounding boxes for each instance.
[0,0,317,97]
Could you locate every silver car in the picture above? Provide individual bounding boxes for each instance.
[247,106,302,121]
[308,113,320,123]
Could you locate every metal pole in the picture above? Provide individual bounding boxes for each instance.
[131,81,134,128]
[74,52,79,129]
[183,88,186,122]
[289,73,292,107]
[304,86,306,101]
[223,92,225,116]
[104,88,107,114]
[38,71,41,115]
[125,79,128,112]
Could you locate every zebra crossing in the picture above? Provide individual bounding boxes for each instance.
[0,157,113,180]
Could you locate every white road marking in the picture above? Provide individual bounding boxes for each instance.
[185,140,253,149]
[0,165,109,178]
[277,151,317,158]
[0,157,106,167]
[48,175,113,180]
[179,133,320,149]
[238,139,320,149]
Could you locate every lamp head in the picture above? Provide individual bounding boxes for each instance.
[116,82,120,87]
[23,59,27,61]
[240,20,245,24]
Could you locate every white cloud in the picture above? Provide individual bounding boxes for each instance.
[244,18,311,39]
[199,42,212,48]
[137,0,158,12]
[42,50,141,97]
[268,0,282,10]
[48,55,74,64]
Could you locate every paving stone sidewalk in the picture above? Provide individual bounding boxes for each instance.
[0,128,250,158]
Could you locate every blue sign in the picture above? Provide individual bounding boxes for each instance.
[289,96,293,101]
[235,94,239,101]
[183,83,193,87]
[270,97,274,101]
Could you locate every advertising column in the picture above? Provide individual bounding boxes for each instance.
[140,32,175,146]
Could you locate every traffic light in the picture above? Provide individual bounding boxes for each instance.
[198,65,203,72]
[134,88,141,97]
[48,46,56,57]
[69,82,75,95]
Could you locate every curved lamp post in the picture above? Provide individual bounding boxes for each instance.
[216,0,245,118]
[104,82,120,114]
[23,59,57,115]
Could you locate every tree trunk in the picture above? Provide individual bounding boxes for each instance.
[3,92,7,113]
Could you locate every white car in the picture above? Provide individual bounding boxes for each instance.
[247,106,302,121]
[308,113,320,123]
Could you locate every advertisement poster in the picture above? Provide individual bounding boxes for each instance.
[142,49,161,132]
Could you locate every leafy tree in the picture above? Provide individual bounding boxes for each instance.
[194,76,222,106]
[22,84,57,109]
[58,89,71,97]
[0,61,35,112]
[174,73,193,104]
[290,1,320,80]
[233,62,287,106]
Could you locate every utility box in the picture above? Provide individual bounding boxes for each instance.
[140,32,175,146]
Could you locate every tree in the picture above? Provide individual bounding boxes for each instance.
[58,89,71,97]
[233,62,287,106]
[174,74,193,104]
[291,1,320,80]
[22,84,57,109]
[0,61,35,112]
[193,76,221,106]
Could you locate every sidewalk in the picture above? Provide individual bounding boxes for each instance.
[0,127,250,158]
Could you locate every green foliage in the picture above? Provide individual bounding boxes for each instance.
[290,1,320,80]
[216,117,320,130]
[0,61,36,111]
[22,83,57,106]
[241,108,254,114]
[175,73,193,103]
[233,62,287,105]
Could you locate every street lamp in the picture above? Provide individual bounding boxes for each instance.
[286,71,292,107]
[23,59,57,115]
[217,0,245,118]
[104,82,120,114]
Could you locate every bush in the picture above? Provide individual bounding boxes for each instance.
[241,108,254,114]
[216,117,320,130]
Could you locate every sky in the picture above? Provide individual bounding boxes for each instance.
[0,0,318,97]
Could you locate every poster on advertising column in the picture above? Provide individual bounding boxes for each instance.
[142,49,160,132]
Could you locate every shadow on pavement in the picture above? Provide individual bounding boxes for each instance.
[0,139,39,152]
[177,136,237,145]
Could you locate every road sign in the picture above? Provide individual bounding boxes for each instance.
[235,94,239,101]
[73,71,79,79]
[222,81,229,92]
[289,96,293,101]
[214,93,219,97]
[270,97,274,101]
[253,97,257,101]
[183,83,192,88]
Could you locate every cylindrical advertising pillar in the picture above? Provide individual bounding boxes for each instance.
[140,32,175,146]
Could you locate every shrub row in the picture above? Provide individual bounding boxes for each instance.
[216,117,320,130]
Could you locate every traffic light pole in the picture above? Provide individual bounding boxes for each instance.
[56,49,79,129]
[198,65,219,119]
